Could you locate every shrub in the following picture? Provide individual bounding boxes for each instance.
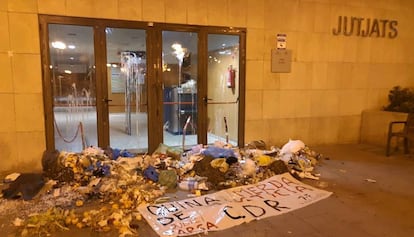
[383,86,414,113]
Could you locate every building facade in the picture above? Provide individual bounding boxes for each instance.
[1,0,414,172]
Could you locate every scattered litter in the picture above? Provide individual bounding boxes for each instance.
[4,172,21,183]
[178,177,209,191]
[154,196,170,204]
[246,140,267,150]
[317,181,329,188]
[13,217,24,227]
[365,178,377,183]
[241,158,256,177]
[303,172,320,180]
[1,139,326,236]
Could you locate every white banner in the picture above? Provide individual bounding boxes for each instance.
[138,173,332,237]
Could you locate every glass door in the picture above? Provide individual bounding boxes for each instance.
[48,24,96,151]
[207,34,241,146]
[162,30,198,150]
[105,28,148,152]
[41,15,245,153]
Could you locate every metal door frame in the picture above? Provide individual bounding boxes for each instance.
[39,15,246,152]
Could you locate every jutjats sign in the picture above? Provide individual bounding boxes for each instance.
[138,173,332,236]
[332,16,398,38]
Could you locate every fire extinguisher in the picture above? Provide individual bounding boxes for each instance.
[227,65,236,89]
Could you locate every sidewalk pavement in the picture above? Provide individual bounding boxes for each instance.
[1,143,414,237]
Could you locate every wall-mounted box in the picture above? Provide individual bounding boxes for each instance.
[271,49,292,73]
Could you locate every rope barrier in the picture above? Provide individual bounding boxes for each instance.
[54,120,86,149]
[79,122,86,150]
[224,116,229,144]
[182,116,192,151]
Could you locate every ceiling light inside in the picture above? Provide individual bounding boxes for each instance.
[51,41,66,49]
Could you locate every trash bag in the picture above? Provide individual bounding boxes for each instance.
[158,170,177,189]
[2,173,45,200]
[143,166,159,182]
[225,156,238,165]
[210,158,229,173]
[201,146,236,158]
[41,149,60,179]
[255,155,274,166]
[120,150,135,157]
[154,143,182,160]
[42,150,76,182]
[112,149,136,159]
[268,160,289,175]
[192,156,226,187]
[280,139,305,154]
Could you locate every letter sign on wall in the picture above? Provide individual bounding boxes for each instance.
[332,16,398,38]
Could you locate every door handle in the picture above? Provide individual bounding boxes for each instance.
[204,97,239,105]
[203,97,213,104]
[102,98,113,103]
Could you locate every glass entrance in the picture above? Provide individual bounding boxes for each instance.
[162,31,198,149]
[48,24,96,151]
[105,28,148,152]
[41,15,245,153]
[207,34,240,146]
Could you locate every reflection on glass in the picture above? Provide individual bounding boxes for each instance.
[106,28,148,152]
[207,34,240,146]
[162,31,198,149]
[49,24,96,152]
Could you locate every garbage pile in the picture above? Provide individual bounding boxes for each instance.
[0,139,322,237]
